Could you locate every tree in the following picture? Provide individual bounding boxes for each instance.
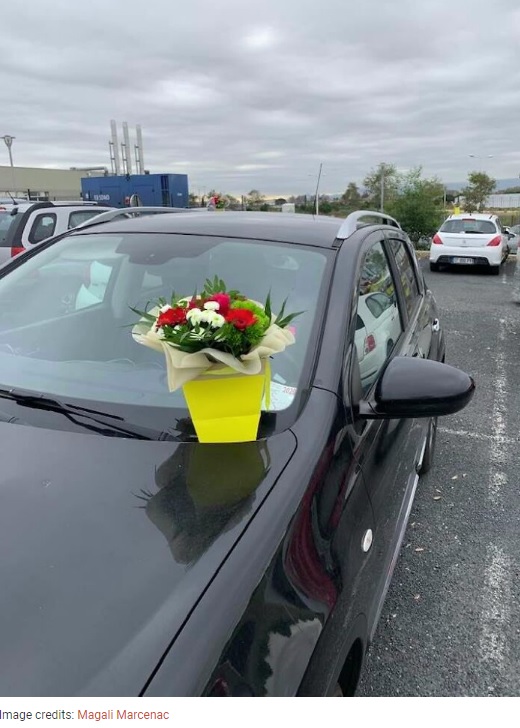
[188,192,200,207]
[461,171,496,212]
[246,189,265,210]
[340,182,362,209]
[223,193,240,210]
[386,167,445,243]
[363,163,399,210]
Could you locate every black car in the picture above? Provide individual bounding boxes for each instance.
[0,209,474,696]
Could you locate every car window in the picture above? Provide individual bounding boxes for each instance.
[365,292,394,318]
[354,242,402,394]
[68,210,105,229]
[389,239,420,317]
[0,211,17,247]
[28,213,57,244]
[440,219,497,234]
[0,233,329,418]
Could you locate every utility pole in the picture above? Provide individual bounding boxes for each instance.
[315,162,323,215]
[380,163,385,212]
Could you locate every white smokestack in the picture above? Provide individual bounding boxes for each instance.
[136,125,144,174]
[122,121,132,175]
[110,120,121,175]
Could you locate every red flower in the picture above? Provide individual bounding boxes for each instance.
[226,308,257,330]
[157,307,187,328]
[188,297,204,310]
[208,293,231,315]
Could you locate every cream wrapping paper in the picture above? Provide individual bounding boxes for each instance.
[132,306,295,392]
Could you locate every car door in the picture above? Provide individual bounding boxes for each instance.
[346,233,428,635]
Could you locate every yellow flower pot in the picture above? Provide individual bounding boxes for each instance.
[182,368,266,443]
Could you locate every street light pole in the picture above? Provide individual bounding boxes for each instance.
[2,135,16,193]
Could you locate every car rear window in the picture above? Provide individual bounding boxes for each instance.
[0,211,17,247]
[440,219,497,234]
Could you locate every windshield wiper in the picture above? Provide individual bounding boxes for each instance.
[0,387,156,440]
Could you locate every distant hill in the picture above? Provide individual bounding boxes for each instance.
[447,178,520,192]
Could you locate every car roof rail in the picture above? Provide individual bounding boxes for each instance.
[336,210,401,240]
[73,206,202,231]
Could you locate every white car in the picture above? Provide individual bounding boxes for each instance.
[354,291,401,389]
[0,201,114,267]
[429,213,510,275]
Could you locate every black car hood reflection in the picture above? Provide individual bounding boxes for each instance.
[0,422,297,696]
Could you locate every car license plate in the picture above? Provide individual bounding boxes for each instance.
[452,257,474,265]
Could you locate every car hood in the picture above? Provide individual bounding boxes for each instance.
[0,422,297,696]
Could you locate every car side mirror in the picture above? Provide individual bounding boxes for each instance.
[504,227,511,234]
[358,356,475,420]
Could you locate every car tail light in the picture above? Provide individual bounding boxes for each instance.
[432,234,443,245]
[364,335,376,354]
[11,246,24,257]
[487,235,501,247]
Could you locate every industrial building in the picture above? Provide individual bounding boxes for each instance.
[0,165,104,201]
[0,122,189,206]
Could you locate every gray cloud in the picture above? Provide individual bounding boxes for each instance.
[2,0,520,195]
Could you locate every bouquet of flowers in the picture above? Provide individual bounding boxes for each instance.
[132,277,301,442]
[208,194,227,210]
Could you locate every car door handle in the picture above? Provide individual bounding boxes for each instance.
[432,318,440,333]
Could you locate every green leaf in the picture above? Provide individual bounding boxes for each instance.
[274,297,288,325]
[264,290,272,320]
[276,310,304,328]
[129,306,156,324]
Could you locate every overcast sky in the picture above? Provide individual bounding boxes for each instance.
[2,0,520,195]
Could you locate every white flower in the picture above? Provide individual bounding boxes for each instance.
[209,313,226,328]
[154,326,166,339]
[200,310,226,328]
[186,308,203,325]
[203,301,220,311]
[160,304,172,313]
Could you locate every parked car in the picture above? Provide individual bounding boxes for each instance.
[0,200,113,266]
[354,291,401,390]
[429,213,512,274]
[0,209,474,697]
[507,224,520,253]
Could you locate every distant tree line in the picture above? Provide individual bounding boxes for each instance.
[189,165,503,246]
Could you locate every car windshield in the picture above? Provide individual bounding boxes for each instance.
[0,231,329,433]
[0,211,17,246]
[440,219,497,234]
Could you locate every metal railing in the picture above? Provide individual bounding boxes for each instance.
[73,206,203,231]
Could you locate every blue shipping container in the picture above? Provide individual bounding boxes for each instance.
[81,173,189,208]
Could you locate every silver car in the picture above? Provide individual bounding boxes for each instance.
[507,224,520,253]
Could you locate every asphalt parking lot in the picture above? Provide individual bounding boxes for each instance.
[357,256,520,697]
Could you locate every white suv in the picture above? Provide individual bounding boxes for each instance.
[429,213,510,275]
[0,201,113,267]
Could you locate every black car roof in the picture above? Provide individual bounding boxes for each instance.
[72,211,346,248]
